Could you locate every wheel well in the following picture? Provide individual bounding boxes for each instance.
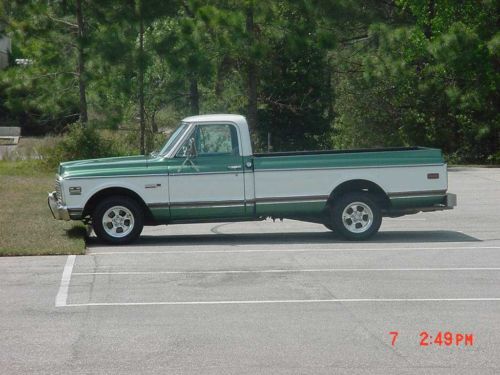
[328,179,390,209]
[83,187,154,223]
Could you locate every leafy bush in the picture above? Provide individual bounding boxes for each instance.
[487,152,500,165]
[40,123,127,170]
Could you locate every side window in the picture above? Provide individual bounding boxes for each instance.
[176,124,239,157]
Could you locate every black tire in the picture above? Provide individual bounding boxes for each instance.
[92,196,144,244]
[331,192,382,241]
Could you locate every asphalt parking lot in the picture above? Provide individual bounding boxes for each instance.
[1,167,499,374]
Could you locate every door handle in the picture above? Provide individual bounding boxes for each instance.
[227,165,242,170]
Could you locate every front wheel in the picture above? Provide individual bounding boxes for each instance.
[92,196,144,244]
[331,192,382,241]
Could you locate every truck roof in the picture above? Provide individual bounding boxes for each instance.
[182,114,247,124]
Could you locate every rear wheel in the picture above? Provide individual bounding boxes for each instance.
[331,192,382,241]
[92,196,144,244]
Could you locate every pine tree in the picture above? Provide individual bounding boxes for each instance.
[1,0,91,130]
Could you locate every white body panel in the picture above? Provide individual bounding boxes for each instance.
[253,164,448,200]
[61,175,169,211]
[168,172,245,203]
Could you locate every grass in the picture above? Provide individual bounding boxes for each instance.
[0,161,86,256]
[0,136,60,161]
[0,160,50,176]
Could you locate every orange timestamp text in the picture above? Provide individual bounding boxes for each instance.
[389,331,474,347]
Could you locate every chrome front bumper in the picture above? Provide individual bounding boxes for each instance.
[48,191,71,221]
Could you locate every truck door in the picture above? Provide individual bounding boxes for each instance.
[168,123,247,220]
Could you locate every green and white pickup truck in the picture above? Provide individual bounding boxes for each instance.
[48,114,456,244]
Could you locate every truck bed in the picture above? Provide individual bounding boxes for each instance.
[251,145,447,218]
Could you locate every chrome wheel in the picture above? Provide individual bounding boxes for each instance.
[102,206,135,238]
[341,201,373,234]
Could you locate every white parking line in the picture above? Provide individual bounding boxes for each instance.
[55,255,76,307]
[384,218,427,221]
[61,297,500,307]
[72,267,500,276]
[89,245,500,256]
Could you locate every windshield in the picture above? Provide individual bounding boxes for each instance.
[157,123,190,156]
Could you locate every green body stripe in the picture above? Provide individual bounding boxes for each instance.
[254,148,443,170]
[256,201,327,216]
[60,148,443,179]
[154,206,247,220]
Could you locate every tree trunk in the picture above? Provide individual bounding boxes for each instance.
[75,0,88,125]
[151,111,158,134]
[215,56,231,99]
[246,5,258,134]
[327,67,334,127]
[424,0,435,39]
[138,9,145,154]
[189,77,199,115]
[215,59,225,99]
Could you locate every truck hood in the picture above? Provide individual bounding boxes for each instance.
[59,155,153,179]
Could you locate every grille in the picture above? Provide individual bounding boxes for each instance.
[55,179,63,203]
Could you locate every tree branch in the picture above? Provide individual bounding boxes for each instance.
[47,15,78,29]
[340,35,370,44]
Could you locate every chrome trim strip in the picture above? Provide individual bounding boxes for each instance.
[389,195,446,200]
[388,190,446,198]
[149,200,246,210]
[64,173,168,180]
[257,200,327,205]
[169,170,246,176]
[171,200,245,207]
[254,195,329,203]
[254,163,444,172]
[148,195,330,210]
[66,170,250,179]
[173,204,246,209]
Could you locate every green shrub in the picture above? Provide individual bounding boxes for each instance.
[40,123,127,170]
[487,151,500,165]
